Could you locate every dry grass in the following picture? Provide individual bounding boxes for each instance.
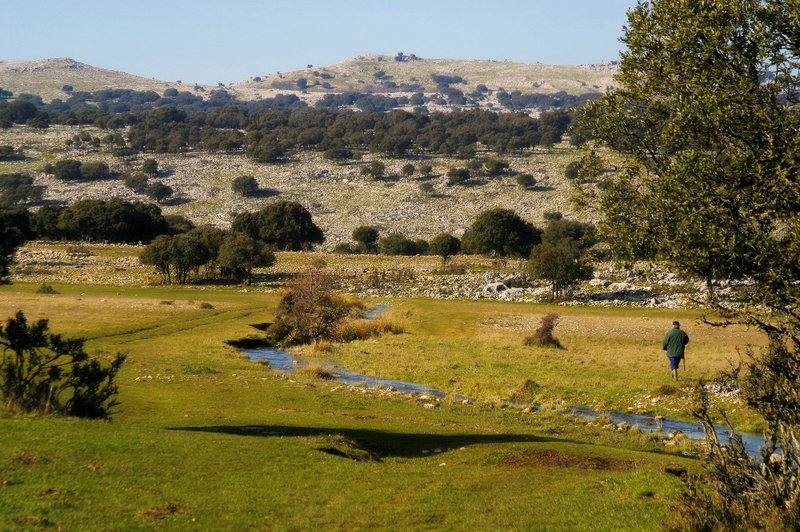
[297,364,335,381]
[333,316,406,343]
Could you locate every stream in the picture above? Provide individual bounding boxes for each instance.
[240,304,767,458]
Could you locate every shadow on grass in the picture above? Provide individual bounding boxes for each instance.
[170,424,572,458]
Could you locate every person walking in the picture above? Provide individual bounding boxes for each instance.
[663,321,689,380]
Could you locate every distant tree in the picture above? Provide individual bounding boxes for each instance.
[418,163,433,177]
[163,88,179,97]
[61,84,73,93]
[145,182,173,203]
[231,175,259,197]
[0,310,126,418]
[361,161,386,180]
[0,145,18,161]
[429,233,461,264]
[352,225,380,253]
[142,158,159,176]
[247,137,285,163]
[413,238,430,255]
[378,233,419,256]
[483,159,510,176]
[231,201,324,251]
[218,232,275,284]
[401,163,415,177]
[528,230,593,299]
[297,78,309,90]
[462,208,541,257]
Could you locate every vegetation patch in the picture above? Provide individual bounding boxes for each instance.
[313,434,381,462]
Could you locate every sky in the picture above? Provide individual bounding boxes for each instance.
[3,0,637,85]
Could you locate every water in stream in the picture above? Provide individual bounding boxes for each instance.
[241,304,767,458]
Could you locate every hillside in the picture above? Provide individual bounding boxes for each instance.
[232,54,618,98]
[1,56,618,105]
[0,58,208,101]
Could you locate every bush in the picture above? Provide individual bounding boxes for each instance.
[35,284,58,294]
[49,159,83,181]
[142,158,159,176]
[145,182,173,202]
[352,225,379,253]
[483,159,510,176]
[333,242,358,254]
[523,313,562,348]
[516,173,536,189]
[231,201,324,251]
[0,310,126,418]
[462,208,541,257]
[446,167,471,186]
[80,160,111,180]
[323,147,355,161]
[429,233,461,263]
[0,145,19,160]
[543,211,563,221]
[360,161,386,180]
[123,173,149,193]
[231,175,259,197]
[378,233,424,256]
[564,160,581,180]
[0,173,41,207]
[54,199,170,243]
[418,163,433,176]
[266,269,355,346]
[401,163,415,176]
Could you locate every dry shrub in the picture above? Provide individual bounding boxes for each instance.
[267,269,358,346]
[198,302,215,310]
[313,339,333,352]
[523,313,563,348]
[35,284,58,295]
[333,316,405,343]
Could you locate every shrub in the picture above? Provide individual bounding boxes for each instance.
[142,158,159,176]
[418,163,433,176]
[145,182,173,202]
[35,284,58,294]
[352,225,379,253]
[0,145,19,160]
[0,310,126,418]
[360,161,386,180]
[462,208,542,257]
[0,172,41,207]
[516,173,536,189]
[165,214,194,235]
[231,201,324,250]
[523,313,562,348]
[323,147,355,161]
[564,160,581,180]
[123,173,149,193]
[483,158,510,176]
[266,269,355,346]
[429,233,461,263]
[401,163,415,176]
[543,211,563,221]
[80,160,111,180]
[231,175,259,197]
[49,159,83,181]
[446,167,471,186]
[333,242,358,254]
[378,233,420,255]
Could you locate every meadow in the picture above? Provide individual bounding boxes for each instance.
[0,246,765,529]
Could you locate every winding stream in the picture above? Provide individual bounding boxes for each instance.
[240,304,767,458]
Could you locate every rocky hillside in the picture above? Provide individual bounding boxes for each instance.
[0,58,208,101]
[1,55,617,106]
[231,54,618,98]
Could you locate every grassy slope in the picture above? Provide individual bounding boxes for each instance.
[0,282,701,529]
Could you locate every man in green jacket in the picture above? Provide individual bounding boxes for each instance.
[663,321,689,380]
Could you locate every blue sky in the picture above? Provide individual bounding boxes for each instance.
[3,0,636,84]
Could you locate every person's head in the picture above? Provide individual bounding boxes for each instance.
[673,320,681,329]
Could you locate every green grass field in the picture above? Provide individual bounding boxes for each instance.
[0,267,762,528]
